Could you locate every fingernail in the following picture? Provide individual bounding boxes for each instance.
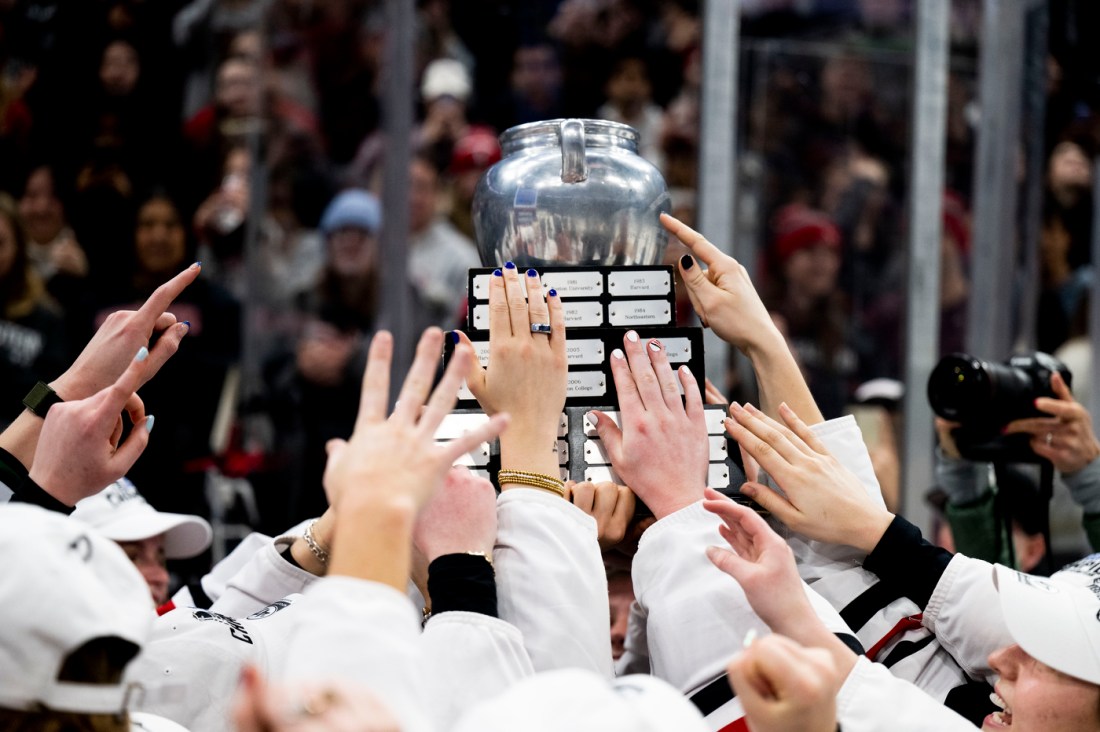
[611,348,625,360]
[730,401,743,412]
[740,483,756,496]
[679,364,692,377]
[181,320,191,332]
[527,268,538,277]
[743,628,758,648]
[745,403,759,414]
[648,339,662,352]
[449,330,460,344]
[586,411,597,425]
[548,288,557,297]
[135,347,149,362]
[626,330,639,343]
[191,261,202,270]
[145,415,155,433]
[493,268,503,277]
[504,261,516,270]
[680,254,693,270]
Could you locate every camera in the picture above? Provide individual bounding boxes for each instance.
[927,352,1072,462]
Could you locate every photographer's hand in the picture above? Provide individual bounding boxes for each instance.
[664,214,822,424]
[1003,371,1100,474]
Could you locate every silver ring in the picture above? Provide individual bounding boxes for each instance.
[530,323,552,335]
[1045,432,1053,446]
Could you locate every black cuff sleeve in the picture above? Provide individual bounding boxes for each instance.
[9,474,74,515]
[863,514,952,609]
[427,553,497,618]
[0,446,29,495]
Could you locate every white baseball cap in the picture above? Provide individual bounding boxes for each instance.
[72,478,212,559]
[0,504,154,714]
[126,595,301,730]
[453,669,708,732]
[994,563,1100,684]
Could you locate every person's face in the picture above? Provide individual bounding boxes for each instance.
[19,167,64,244]
[409,160,438,234]
[783,244,840,299]
[328,227,377,277]
[984,643,1100,731]
[607,59,651,108]
[99,40,139,97]
[608,573,635,661]
[1048,142,1091,193]
[117,534,169,606]
[0,215,17,279]
[511,46,561,100]
[135,198,187,274]
[216,59,261,118]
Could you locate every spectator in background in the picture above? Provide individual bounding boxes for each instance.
[446,127,502,243]
[485,40,564,133]
[0,194,67,427]
[597,52,665,171]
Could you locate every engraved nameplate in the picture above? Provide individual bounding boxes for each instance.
[458,380,475,401]
[558,412,569,438]
[471,274,493,300]
[563,301,604,328]
[542,271,604,297]
[435,412,491,439]
[708,463,731,488]
[567,371,606,397]
[472,340,490,366]
[447,442,491,467]
[583,410,619,436]
[583,439,612,466]
[566,339,604,365]
[584,466,621,485]
[709,436,729,460]
[705,409,728,435]
[607,300,671,326]
[664,337,692,363]
[556,440,570,464]
[607,270,671,296]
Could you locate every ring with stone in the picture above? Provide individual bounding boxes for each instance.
[530,323,552,335]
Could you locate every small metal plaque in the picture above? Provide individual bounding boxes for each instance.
[472,340,491,366]
[664,337,692,363]
[584,466,621,485]
[558,412,569,438]
[563,301,605,327]
[448,442,491,467]
[542,271,604,297]
[608,270,671,296]
[583,439,611,465]
[566,339,605,365]
[708,463,731,488]
[470,468,491,481]
[458,380,475,401]
[556,440,569,464]
[583,410,619,436]
[471,305,491,330]
[471,274,493,300]
[434,412,491,439]
[704,409,728,435]
[567,371,606,398]
[608,300,671,326]
[709,436,729,460]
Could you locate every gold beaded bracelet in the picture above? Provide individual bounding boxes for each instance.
[497,469,567,498]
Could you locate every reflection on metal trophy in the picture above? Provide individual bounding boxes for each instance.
[443,119,746,501]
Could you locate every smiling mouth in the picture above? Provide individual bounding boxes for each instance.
[990,690,1013,727]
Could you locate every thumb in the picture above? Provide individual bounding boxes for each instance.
[706,544,749,581]
[679,255,717,311]
[110,415,154,477]
[589,410,625,467]
[1051,370,1074,402]
[454,330,489,405]
[738,481,798,527]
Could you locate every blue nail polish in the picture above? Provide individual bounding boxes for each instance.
[548,289,557,297]
[449,330,460,344]
[145,415,155,433]
[182,320,191,330]
[680,254,693,270]
[136,347,149,362]
[493,269,503,277]
[192,261,202,268]
[504,261,516,270]
[527,268,538,277]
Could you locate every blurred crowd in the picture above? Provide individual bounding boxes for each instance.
[0,0,1098,541]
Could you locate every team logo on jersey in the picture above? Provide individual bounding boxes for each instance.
[193,609,254,644]
[247,599,292,620]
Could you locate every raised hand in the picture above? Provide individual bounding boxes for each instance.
[590,331,708,520]
[457,262,567,479]
[28,347,155,505]
[726,402,893,553]
[567,480,636,551]
[1003,371,1100,474]
[413,466,498,563]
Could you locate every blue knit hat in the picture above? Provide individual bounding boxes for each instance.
[320,189,382,235]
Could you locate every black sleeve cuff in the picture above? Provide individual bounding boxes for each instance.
[863,515,952,609]
[9,474,74,515]
[427,553,497,618]
[0,446,29,493]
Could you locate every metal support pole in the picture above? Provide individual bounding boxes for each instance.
[379,0,416,403]
[1014,0,1049,352]
[967,0,1026,360]
[1089,157,1100,424]
[901,0,949,532]
[696,0,739,388]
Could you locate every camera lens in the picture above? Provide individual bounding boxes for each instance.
[928,354,991,422]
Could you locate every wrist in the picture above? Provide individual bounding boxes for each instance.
[854,511,895,554]
[737,325,787,361]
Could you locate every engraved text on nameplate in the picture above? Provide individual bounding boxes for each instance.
[566,339,604,365]
[541,271,604,297]
[607,300,671,326]
[567,371,606,397]
[607,270,671,296]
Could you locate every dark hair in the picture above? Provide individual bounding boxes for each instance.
[0,193,46,319]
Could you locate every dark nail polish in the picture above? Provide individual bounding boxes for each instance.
[493,269,503,277]
[504,261,516,270]
[548,288,557,297]
[182,320,191,331]
[680,254,693,269]
[449,330,460,344]
[527,268,538,277]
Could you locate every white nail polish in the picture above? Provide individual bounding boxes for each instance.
[648,340,661,352]
[626,331,639,343]
[743,628,758,648]
[611,349,625,360]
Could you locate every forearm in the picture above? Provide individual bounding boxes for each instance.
[743,335,823,425]
[329,496,417,592]
[0,411,43,473]
[499,427,562,484]
[1063,456,1100,514]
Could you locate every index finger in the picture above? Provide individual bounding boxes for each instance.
[134,263,201,327]
[659,213,726,268]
